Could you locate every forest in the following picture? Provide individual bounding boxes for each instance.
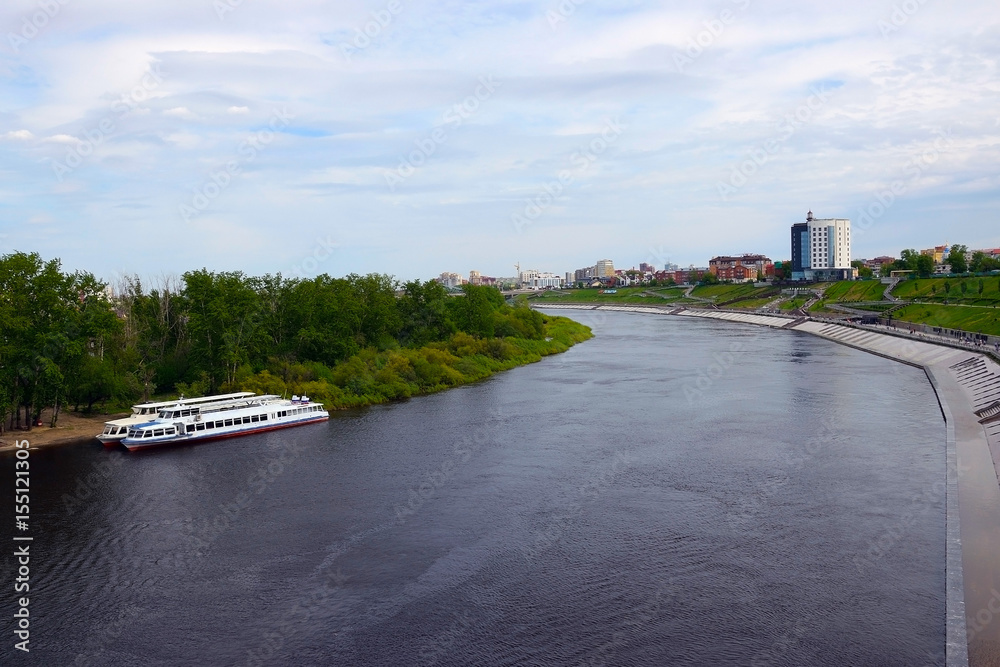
[0,252,591,432]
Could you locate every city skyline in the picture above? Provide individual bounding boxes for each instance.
[1,1,998,285]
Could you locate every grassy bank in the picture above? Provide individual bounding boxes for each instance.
[820,280,886,302]
[530,287,689,304]
[890,276,1000,305]
[232,313,593,410]
[889,303,1000,336]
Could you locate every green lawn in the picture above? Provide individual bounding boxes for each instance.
[779,296,811,311]
[820,280,886,302]
[689,283,779,304]
[891,303,1000,336]
[890,276,1000,304]
[530,287,680,304]
[729,297,778,310]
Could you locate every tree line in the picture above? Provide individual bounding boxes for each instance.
[0,252,586,432]
[881,245,999,277]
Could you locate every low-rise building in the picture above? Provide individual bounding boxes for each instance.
[436,272,466,289]
[708,254,774,282]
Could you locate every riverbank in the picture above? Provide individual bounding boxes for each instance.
[0,315,594,454]
[536,303,1000,666]
[0,409,123,452]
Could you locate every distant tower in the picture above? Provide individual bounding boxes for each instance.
[807,210,813,222]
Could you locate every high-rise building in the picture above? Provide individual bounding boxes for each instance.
[791,222,809,280]
[595,259,615,277]
[791,211,854,281]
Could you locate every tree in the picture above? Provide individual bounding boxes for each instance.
[947,245,968,274]
[450,284,505,337]
[699,272,719,285]
[0,252,116,429]
[898,249,920,272]
[915,254,935,278]
[852,260,873,279]
[181,269,267,391]
[397,280,455,347]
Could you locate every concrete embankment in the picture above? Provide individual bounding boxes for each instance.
[536,303,1000,667]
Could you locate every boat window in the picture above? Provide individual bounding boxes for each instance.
[261,415,268,421]
[196,423,205,431]
[154,429,164,436]
[225,419,233,427]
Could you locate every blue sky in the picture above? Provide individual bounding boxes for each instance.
[1,0,998,284]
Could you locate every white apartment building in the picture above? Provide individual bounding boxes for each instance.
[521,271,563,289]
[807,213,850,270]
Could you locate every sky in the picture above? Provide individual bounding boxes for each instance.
[0,0,998,285]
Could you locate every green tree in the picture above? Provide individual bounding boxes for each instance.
[397,280,455,347]
[181,269,267,391]
[0,252,115,429]
[915,254,935,278]
[898,249,920,272]
[450,284,505,337]
[699,272,719,285]
[947,245,968,274]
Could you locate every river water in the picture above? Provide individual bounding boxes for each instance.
[2,310,946,666]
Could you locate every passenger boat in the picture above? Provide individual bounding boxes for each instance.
[96,392,256,447]
[121,394,329,451]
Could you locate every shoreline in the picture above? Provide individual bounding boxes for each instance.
[536,303,1000,667]
[0,410,125,452]
[0,316,593,454]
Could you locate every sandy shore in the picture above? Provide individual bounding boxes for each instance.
[0,409,125,452]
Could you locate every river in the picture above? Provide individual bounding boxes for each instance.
[1,310,946,666]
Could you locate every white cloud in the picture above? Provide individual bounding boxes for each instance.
[43,134,82,144]
[1,130,34,141]
[163,106,198,119]
[0,1,996,279]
